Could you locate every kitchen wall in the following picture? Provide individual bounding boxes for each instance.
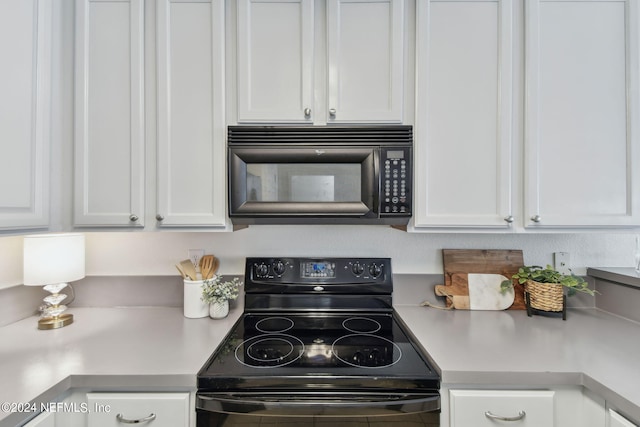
[1,230,637,288]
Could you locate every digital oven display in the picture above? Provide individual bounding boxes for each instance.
[386,150,404,160]
[301,261,336,279]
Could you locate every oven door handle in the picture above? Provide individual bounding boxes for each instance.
[196,392,440,416]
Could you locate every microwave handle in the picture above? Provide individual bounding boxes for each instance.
[372,148,381,214]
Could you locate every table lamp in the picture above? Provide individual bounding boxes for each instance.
[23,233,85,330]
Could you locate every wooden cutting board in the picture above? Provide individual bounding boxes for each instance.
[438,249,526,310]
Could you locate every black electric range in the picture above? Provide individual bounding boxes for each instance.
[196,258,440,426]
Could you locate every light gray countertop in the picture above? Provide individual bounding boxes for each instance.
[588,267,640,289]
[0,306,242,427]
[395,306,640,421]
[1,275,640,426]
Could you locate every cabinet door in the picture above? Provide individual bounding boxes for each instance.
[237,0,314,123]
[156,0,226,227]
[450,390,555,427]
[0,0,51,230]
[23,411,55,427]
[524,0,640,228]
[74,0,145,227]
[86,392,189,427]
[326,0,404,123]
[413,0,513,228]
[610,409,639,427]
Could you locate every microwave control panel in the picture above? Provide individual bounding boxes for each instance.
[380,147,411,216]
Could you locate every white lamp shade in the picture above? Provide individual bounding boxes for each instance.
[23,233,86,286]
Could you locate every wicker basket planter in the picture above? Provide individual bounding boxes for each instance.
[524,279,564,312]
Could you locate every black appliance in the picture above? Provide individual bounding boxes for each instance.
[227,126,413,225]
[196,257,440,426]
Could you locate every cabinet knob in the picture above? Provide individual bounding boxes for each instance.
[304,107,311,118]
[329,108,337,118]
[156,214,165,222]
[129,214,139,222]
[504,215,514,223]
[484,411,526,422]
[116,413,156,424]
[530,215,542,223]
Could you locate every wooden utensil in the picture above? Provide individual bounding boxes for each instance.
[175,264,187,279]
[211,257,220,276]
[200,255,214,280]
[438,249,526,310]
[179,259,198,281]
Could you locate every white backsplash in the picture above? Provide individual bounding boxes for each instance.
[2,229,638,288]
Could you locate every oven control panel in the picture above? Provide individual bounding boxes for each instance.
[245,257,392,287]
[380,147,411,216]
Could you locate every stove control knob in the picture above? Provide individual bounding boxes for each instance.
[369,263,383,278]
[255,263,269,278]
[351,262,364,276]
[272,260,285,276]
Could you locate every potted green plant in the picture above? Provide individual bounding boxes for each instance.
[501,265,597,314]
[201,276,243,319]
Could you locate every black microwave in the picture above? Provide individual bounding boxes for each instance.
[228,125,412,225]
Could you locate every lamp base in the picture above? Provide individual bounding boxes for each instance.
[38,313,73,330]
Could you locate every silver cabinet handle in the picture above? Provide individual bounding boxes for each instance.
[156,214,164,221]
[116,413,156,424]
[485,410,526,422]
[304,107,311,118]
[530,215,542,223]
[504,215,514,223]
[129,214,139,222]
[329,108,337,118]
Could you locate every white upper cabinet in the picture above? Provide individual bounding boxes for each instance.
[0,0,52,230]
[236,0,404,124]
[524,0,640,228]
[327,0,404,122]
[156,0,226,227]
[413,0,513,228]
[74,0,145,227]
[237,0,314,123]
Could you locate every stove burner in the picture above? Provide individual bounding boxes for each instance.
[342,317,381,334]
[332,334,402,369]
[255,316,294,333]
[247,338,294,362]
[235,334,304,368]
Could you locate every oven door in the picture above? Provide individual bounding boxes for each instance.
[196,392,440,426]
[228,146,378,223]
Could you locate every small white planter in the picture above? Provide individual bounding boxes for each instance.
[209,300,229,319]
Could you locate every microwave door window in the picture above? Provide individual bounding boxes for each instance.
[245,164,361,203]
[291,176,334,202]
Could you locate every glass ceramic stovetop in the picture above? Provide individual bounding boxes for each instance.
[197,312,439,391]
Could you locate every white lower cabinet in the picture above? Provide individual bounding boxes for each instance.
[86,392,189,427]
[448,388,608,427]
[450,389,554,427]
[609,409,639,427]
[22,411,54,427]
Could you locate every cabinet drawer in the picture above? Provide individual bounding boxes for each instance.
[22,411,54,427]
[450,389,554,427]
[86,392,189,427]
[610,409,639,427]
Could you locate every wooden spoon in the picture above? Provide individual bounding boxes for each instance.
[211,257,220,276]
[200,255,214,280]
[175,264,187,279]
[179,259,198,281]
